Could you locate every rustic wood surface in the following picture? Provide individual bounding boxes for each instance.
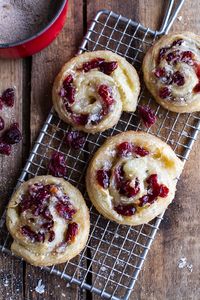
[0,0,199,299]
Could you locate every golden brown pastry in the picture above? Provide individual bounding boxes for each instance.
[52,50,140,133]
[143,32,200,113]
[6,176,90,267]
[86,131,183,225]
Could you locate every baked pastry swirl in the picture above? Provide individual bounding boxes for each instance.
[143,32,200,113]
[86,131,183,225]
[53,50,140,133]
[6,176,90,267]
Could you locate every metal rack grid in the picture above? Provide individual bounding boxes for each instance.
[0,7,200,300]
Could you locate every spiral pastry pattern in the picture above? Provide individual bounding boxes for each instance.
[86,131,183,225]
[6,176,90,266]
[53,50,140,133]
[143,32,200,113]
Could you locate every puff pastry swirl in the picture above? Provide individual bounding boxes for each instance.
[53,50,140,133]
[86,131,183,225]
[143,32,200,113]
[6,176,90,266]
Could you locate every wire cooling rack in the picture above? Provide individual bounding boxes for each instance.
[1,5,200,300]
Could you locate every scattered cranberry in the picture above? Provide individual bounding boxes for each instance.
[96,169,111,189]
[154,68,173,85]
[66,222,78,244]
[134,146,149,157]
[0,116,5,131]
[114,204,136,216]
[1,88,15,107]
[117,142,133,157]
[0,138,12,155]
[119,178,140,198]
[99,61,118,75]
[159,184,169,197]
[139,195,150,206]
[3,123,22,144]
[173,71,185,86]
[138,105,157,127]
[159,87,171,99]
[82,58,105,72]
[98,84,115,106]
[64,130,85,149]
[55,201,76,220]
[48,151,67,177]
[72,113,89,125]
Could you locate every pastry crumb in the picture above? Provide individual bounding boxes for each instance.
[177,15,183,22]
[177,257,193,272]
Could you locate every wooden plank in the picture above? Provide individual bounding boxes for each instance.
[134,1,200,300]
[25,1,87,300]
[0,59,24,299]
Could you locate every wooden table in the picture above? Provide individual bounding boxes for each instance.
[0,0,199,299]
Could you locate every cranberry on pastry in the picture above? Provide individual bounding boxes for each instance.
[6,176,90,266]
[143,32,200,113]
[53,50,140,133]
[86,131,183,225]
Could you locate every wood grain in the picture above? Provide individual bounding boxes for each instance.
[0,0,200,299]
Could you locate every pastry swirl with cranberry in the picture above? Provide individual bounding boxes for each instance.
[86,131,183,225]
[143,32,200,113]
[6,176,90,266]
[53,50,140,133]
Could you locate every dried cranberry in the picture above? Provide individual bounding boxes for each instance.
[166,51,180,63]
[114,204,136,216]
[61,75,76,104]
[99,61,118,75]
[159,184,169,197]
[96,169,111,189]
[119,178,140,198]
[98,84,114,106]
[48,151,67,177]
[117,142,133,157]
[134,146,149,157]
[21,225,45,243]
[3,123,22,144]
[21,225,36,241]
[48,231,55,242]
[19,195,32,213]
[66,222,78,244]
[0,138,12,155]
[72,114,89,125]
[82,58,105,72]
[64,130,85,149]
[0,98,3,110]
[0,116,4,131]
[193,82,200,93]
[1,88,15,107]
[138,105,157,127]
[63,75,73,87]
[55,201,76,220]
[180,51,193,65]
[172,39,183,47]
[173,71,185,86]
[158,47,168,63]
[159,87,171,99]
[154,68,166,78]
[139,195,150,207]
